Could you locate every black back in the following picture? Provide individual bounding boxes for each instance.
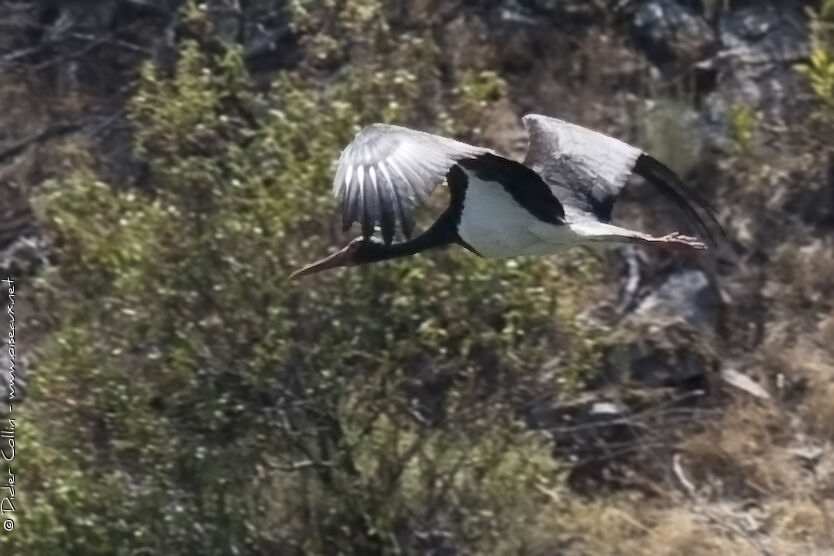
[453,153,565,225]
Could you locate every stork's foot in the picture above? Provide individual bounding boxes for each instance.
[651,232,707,251]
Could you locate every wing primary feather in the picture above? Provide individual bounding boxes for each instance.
[638,155,720,215]
[362,168,380,238]
[638,155,725,237]
[636,160,714,246]
[337,164,353,199]
[377,159,413,239]
[356,165,368,234]
[342,174,360,232]
[334,161,351,219]
[633,155,724,246]
[386,157,419,205]
[393,155,432,204]
[377,189,396,244]
[356,164,365,189]
[370,167,394,244]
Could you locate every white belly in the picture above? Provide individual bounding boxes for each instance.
[457,176,579,258]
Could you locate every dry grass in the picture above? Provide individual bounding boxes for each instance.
[768,240,834,318]
[801,318,834,443]
[546,489,833,555]
[543,324,834,555]
[768,499,830,546]
[618,508,760,556]
[544,495,827,555]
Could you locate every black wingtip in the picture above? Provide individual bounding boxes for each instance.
[377,180,397,245]
[633,154,726,248]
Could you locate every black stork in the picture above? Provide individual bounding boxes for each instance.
[290,114,721,279]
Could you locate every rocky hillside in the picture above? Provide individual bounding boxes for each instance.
[1,1,833,554]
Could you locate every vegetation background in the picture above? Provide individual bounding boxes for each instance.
[0,0,832,554]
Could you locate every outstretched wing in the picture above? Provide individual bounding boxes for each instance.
[522,114,722,245]
[334,123,491,244]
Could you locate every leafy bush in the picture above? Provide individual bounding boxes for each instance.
[729,103,755,153]
[798,0,834,106]
[6,2,601,554]
[798,46,834,106]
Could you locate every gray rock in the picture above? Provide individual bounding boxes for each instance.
[603,320,716,387]
[631,0,717,70]
[719,5,808,67]
[598,267,722,388]
[632,269,721,335]
[0,235,49,278]
[702,4,809,145]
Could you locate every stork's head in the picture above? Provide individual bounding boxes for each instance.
[289,237,384,279]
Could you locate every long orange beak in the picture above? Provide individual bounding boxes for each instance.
[289,244,353,280]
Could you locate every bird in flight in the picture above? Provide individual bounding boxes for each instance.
[290,114,721,279]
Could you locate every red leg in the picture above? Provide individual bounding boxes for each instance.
[648,231,707,250]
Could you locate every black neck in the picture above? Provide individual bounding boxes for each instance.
[360,211,458,264]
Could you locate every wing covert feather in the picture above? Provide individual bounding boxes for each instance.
[522,114,641,197]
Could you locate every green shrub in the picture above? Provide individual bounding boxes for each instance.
[798,0,834,106]
[798,46,834,106]
[729,103,755,153]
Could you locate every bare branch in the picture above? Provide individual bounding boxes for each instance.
[267,459,334,472]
